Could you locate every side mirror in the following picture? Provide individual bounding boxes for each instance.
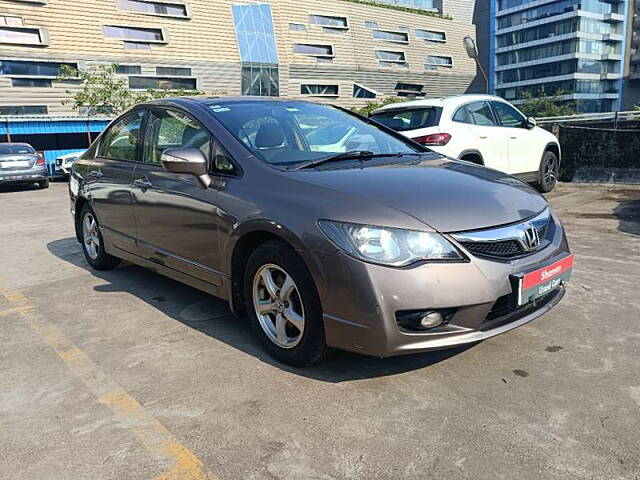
[525,117,537,130]
[161,148,212,189]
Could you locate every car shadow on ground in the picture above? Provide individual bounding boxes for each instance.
[47,237,473,383]
[613,197,640,236]
[0,183,42,193]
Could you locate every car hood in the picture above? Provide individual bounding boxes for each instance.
[291,157,548,233]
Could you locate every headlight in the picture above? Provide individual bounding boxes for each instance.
[318,220,464,266]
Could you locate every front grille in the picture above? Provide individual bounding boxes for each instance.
[458,222,549,260]
[462,240,523,258]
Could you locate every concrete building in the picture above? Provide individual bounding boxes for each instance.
[0,0,480,117]
[622,0,640,109]
[491,0,629,113]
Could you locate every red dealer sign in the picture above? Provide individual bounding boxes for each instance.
[517,254,575,305]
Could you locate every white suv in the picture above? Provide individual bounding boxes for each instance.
[370,95,561,192]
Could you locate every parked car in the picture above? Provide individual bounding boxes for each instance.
[0,143,49,189]
[70,98,573,366]
[55,151,85,177]
[370,95,561,192]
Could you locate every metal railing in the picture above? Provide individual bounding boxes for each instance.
[536,110,640,125]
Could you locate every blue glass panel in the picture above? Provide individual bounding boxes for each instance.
[232,3,278,64]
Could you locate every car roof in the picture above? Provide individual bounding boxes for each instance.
[371,94,508,114]
[0,142,33,147]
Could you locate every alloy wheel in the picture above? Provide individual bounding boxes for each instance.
[544,156,557,184]
[82,213,100,260]
[252,264,305,349]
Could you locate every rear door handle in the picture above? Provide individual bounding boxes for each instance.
[133,178,153,190]
[510,136,518,140]
[479,135,488,139]
[88,169,103,178]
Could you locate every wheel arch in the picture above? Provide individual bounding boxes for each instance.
[228,224,311,314]
[543,142,561,166]
[458,150,484,166]
[74,196,91,242]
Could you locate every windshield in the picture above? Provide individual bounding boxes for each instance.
[0,144,35,155]
[208,101,419,166]
[371,107,441,132]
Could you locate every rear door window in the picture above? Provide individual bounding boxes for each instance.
[101,110,145,161]
[371,107,441,131]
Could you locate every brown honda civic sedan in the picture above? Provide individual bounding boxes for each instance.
[69,98,573,366]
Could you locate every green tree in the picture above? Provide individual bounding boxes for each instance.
[58,64,202,116]
[351,96,405,117]
[518,87,577,118]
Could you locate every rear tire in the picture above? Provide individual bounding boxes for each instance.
[244,240,329,367]
[535,151,558,193]
[78,204,121,270]
[38,179,49,189]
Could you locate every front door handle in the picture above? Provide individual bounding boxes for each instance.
[133,178,153,190]
[87,169,103,178]
[479,135,488,139]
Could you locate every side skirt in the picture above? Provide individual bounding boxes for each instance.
[513,171,539,183]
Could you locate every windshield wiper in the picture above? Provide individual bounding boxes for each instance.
[290,151,419,170]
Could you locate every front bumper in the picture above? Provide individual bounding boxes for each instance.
[303,211,571,357]
[0,166,48,183]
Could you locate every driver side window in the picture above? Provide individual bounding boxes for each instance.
[492,101,526,128]
[145,109,211,165]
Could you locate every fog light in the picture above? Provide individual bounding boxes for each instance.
[420,312,443,329]
[395,309,456,332]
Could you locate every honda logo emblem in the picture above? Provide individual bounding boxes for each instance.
[521,225,540,251]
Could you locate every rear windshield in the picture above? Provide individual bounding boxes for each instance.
[0,144,35,155]
[371,107,441,132]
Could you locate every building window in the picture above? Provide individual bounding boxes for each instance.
[395,82,425,97]
[300,84,339,96]
[373,30,408,43]
[11,78,52,87]
[103,25,166,42]
[156,66,191,76]
[233,3,279,97]
[124,41,151,50]
[0,26,48,46]
[129,76,196,90]
[0,105,48,115]
[353,84,376,98]
[0,16,24,27]
[308,14,348,29]
[293,44,334,57]
[241,64,279,96]
[375,50,407,66]
[289,23,306,31]
[426,55,453,67]
[116,65,141,74]
[416,29,446,42]
[232,4,278,64]
[0,60,77,76]
[116,0,189,18]
[365,21,378,29]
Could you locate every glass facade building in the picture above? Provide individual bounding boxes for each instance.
[492,0,628,112]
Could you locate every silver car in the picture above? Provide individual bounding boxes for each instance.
[0,143,49,189]
[70,98,573,366]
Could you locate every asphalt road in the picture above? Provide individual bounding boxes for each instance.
[0,181,639,480]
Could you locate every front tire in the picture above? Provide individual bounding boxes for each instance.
[535,151,558,193]
[78,204,121,270]
[244,240,329,367]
